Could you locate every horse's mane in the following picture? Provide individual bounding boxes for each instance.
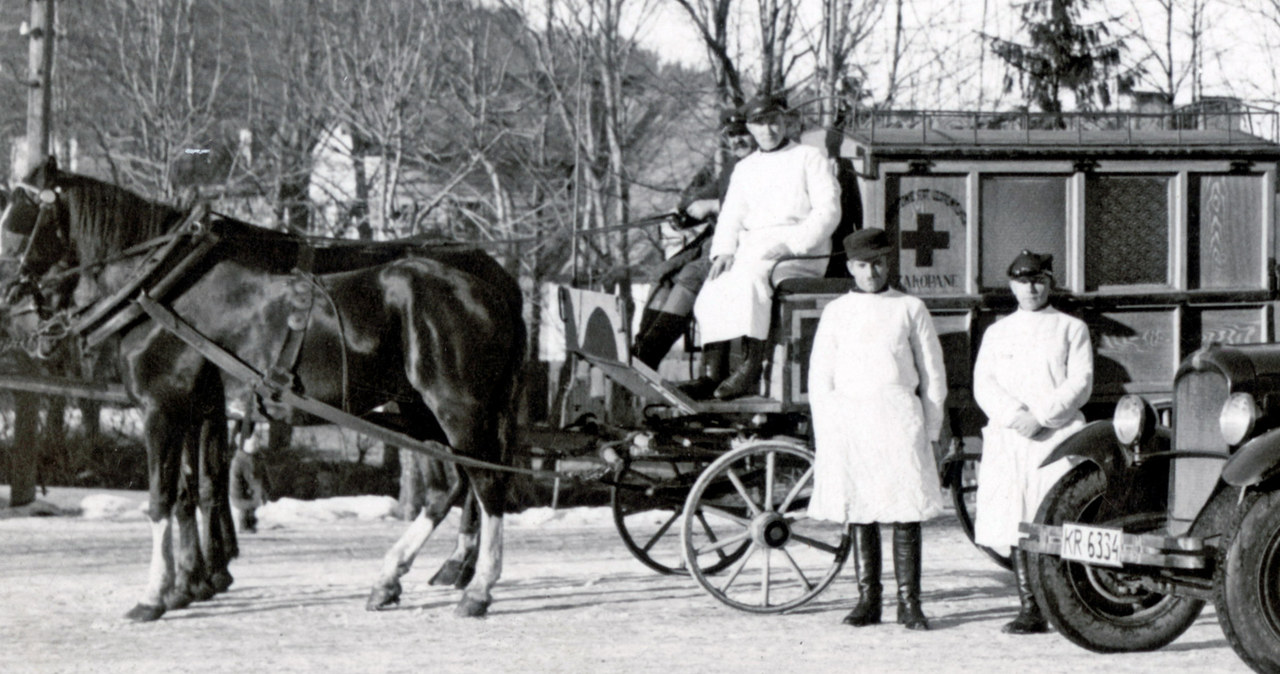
[55,173,187,264]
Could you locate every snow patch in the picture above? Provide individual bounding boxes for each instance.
[257,496,398,526]
[80,494,146,521]
[507,506,614,529]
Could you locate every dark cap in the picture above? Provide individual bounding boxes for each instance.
[843,228,894,262]
[718,107,747,135]
[742,94,788,123]
[1007,250,1053,278]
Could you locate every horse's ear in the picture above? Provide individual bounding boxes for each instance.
[26,155,58,189]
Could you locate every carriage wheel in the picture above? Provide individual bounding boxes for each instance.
[680,438,850,613]
[611,459,749,576]
[943,441,1012,570]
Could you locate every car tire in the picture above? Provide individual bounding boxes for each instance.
[1027,464,1204,652]
[1215,489,1280,673]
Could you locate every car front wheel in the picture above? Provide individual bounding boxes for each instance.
[1027,464,1204,652]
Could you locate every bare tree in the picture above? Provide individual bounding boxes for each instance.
[59,0,231,199]
[670,0,746,105]
[813,0,887,127]
[510,0,681,296]
[1117,0,1216,105]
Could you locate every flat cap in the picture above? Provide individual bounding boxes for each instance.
[742,94,788,122]
[843,228,894,262]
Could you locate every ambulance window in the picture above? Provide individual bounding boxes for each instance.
[1189,173,1264,290]
[980,176,1067,288]
[1084,175,1171,291]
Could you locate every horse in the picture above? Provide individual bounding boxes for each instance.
[1,156,523,620]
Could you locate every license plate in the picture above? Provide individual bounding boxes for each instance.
[1059,522,1124,568]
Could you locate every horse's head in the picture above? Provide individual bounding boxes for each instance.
[2,156,70,284]
[1,156,187,313]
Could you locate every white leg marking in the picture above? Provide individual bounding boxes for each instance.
[464,509,504,604]
[376,510,439,584]
[140,516,174,607]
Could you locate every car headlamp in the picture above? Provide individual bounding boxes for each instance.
[1112,394,1150,445]
[1220,393,1259,447]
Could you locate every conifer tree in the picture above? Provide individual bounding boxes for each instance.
[987,0,1133,116]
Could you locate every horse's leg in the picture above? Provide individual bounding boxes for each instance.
[198,405,236,594]
[428,463,480,589]
[455,473,507,618]
[168,409,222,608]
[125,405,182,622]
[366,471,469,610]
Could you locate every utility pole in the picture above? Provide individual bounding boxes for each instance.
[25,0,55,173]
[6,0,56,509]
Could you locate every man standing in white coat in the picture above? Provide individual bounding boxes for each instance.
[973,250,1093,634]
[808,228,948,630]
[692,93,841,400]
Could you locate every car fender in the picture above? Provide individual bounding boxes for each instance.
[1222,427,1280,487]
[1040,420,1129,477]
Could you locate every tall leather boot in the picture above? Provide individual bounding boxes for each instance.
[893,522,929,631]
[633,311,689,370]
[842,524,883,626]
[1003,551,1050,634]
[713,337,767,400]
[673,341,728,399]
[636,308,661,343]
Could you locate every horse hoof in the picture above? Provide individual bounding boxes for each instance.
[454,595,489,618]
[366,582,402,611]
[164,589,195,611]
[210,571,234,594]
[191,580,218,602]
[429,559,476,588]
[125,603,166,622]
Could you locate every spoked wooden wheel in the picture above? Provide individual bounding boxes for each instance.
[611,459,749,576]
[680,438,850,613]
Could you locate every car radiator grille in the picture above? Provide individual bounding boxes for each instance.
[1170,370,1229,534]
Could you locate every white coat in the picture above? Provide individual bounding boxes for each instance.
[692,141,840,343]
[972,306,1093,551]
[806,289,948,524]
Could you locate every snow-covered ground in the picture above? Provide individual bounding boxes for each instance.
[0,486,1250,673]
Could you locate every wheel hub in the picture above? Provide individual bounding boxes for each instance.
[750,512,791,548]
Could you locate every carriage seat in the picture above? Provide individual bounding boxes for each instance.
[773,276,855,298]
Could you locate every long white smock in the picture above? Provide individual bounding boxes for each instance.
[692,142,841,343]
[972,306,1093,551]
[806,289,948,524]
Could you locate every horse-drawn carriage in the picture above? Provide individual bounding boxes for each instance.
[555,103,1280,620]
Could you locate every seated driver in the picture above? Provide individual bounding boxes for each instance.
[632,107,756,399]
[690,93,841,400]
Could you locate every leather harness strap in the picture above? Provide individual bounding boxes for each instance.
[259,244,317,421]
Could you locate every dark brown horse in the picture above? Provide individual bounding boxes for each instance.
[1,157,524,620]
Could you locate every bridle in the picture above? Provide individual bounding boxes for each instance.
[3,181,64,315]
